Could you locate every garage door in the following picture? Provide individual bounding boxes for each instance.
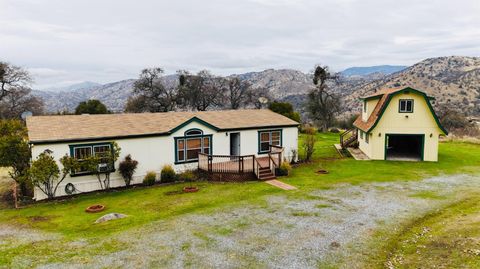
[385,134,424,161]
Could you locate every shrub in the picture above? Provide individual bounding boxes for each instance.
[302,128,317,162]
[118,154,139,187]
[160,165,176,183]
[277,161,292,176]
[178,170,195,182]
[329,127,340,133]
[143,171,156,186]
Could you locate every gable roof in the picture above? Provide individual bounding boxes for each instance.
[27,109,299,144]
[353,87,448,135]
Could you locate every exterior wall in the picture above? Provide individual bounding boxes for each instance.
[357,129,373,157]
[363,92,443,161]
[361,98,380,121]
[31,123,298,200]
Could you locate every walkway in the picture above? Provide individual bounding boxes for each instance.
[265,180,297,190]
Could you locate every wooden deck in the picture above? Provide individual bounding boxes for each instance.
[198,149,283,182]
[204,156,271,173]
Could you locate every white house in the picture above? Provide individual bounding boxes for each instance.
[26,109,299,200]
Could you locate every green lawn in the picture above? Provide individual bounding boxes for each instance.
[0,132,480,267]
[0,133,479,238]
[367,195,480,268]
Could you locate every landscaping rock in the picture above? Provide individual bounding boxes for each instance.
[95,213,127,224]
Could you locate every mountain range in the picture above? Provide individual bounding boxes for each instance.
[33,56,480,117]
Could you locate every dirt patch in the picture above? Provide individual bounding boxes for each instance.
[27,216,53,222]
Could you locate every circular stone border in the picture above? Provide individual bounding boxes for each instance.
[85,204,106,213]
[183,186,199,193]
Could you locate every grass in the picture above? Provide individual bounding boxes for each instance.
[365,195,480,268]
[0,132,480,266]
[1,133,480,238]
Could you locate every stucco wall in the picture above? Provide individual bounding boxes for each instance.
[360,91,443,162]
[31,123,298,200]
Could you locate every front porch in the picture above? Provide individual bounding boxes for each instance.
[198,146,284,181]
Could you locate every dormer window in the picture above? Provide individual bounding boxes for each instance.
[399,99,414,113]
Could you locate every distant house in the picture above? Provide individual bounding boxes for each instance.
[349,87,447,161]
[26,109,299,200]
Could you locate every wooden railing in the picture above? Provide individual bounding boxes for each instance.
[269,145,284,167]
[198,145,284,180]
[198,153,255,174]
[340,129,358,149]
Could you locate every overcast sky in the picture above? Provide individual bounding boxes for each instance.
[1,0,479,89]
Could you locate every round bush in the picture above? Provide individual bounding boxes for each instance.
[278,162,292,176]
[179,170,195,182]
[329,127,340,133]
[143,171,157,186]
[161,165,176,183]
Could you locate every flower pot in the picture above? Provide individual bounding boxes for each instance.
[316,169,329,174]
[85,204,106,213]
[183,186,199,193]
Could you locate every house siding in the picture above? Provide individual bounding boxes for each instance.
[31,122,298,200]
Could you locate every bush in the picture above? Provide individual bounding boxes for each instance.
[302,128,317,162]
[118,154,139,187]
[178,170,195,182]
[329,127,340,133]
[143,171,156,186]
[160,165,176,183]
[277,161,292,176]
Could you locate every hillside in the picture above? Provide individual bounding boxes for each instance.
[341,65,407,77]
[342,56,480,116]
[32,56,480,117]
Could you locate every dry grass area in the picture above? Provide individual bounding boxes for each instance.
[0,168,13,209]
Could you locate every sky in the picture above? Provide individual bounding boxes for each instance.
[0,0,479,89]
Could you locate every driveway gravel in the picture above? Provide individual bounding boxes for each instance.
[3,174,480,269]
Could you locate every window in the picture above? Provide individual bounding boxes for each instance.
[399,99,414,113]
[70,143,112,174]
[363,101,367,113]
[365,132,369,144]
[175,129,212,163]
[360,130,364,139]
[258,130,282,153]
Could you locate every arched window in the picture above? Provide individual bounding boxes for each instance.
[185,129,203,136]
[176,129,211,163]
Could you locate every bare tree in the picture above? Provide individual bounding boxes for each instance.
[221,77,252,109]
[0,62,32,102]
[246,86,271,109]
[306,65,341,131]
[126,67,177,113]
[177,70,222,111]
[0,87,44,119]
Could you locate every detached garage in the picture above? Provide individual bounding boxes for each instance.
[353,87,448,162]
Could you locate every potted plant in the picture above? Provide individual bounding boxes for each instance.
[181,171,198,193]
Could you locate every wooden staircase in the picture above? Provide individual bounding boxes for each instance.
[340,129,358,149]
[258,166,276,180]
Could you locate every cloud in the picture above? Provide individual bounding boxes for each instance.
[0,0,479,88]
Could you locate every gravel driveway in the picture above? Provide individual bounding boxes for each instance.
[3,174,480,269]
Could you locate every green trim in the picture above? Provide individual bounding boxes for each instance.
[69,142,115,176]
[360,87,448,135]
[184,128,203,136]
[384,133,425,161]
[359,95,383,101]
[174,134,213,164]
[398,99,414,113]
[169,117,220,133]
[257,129,283,154]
